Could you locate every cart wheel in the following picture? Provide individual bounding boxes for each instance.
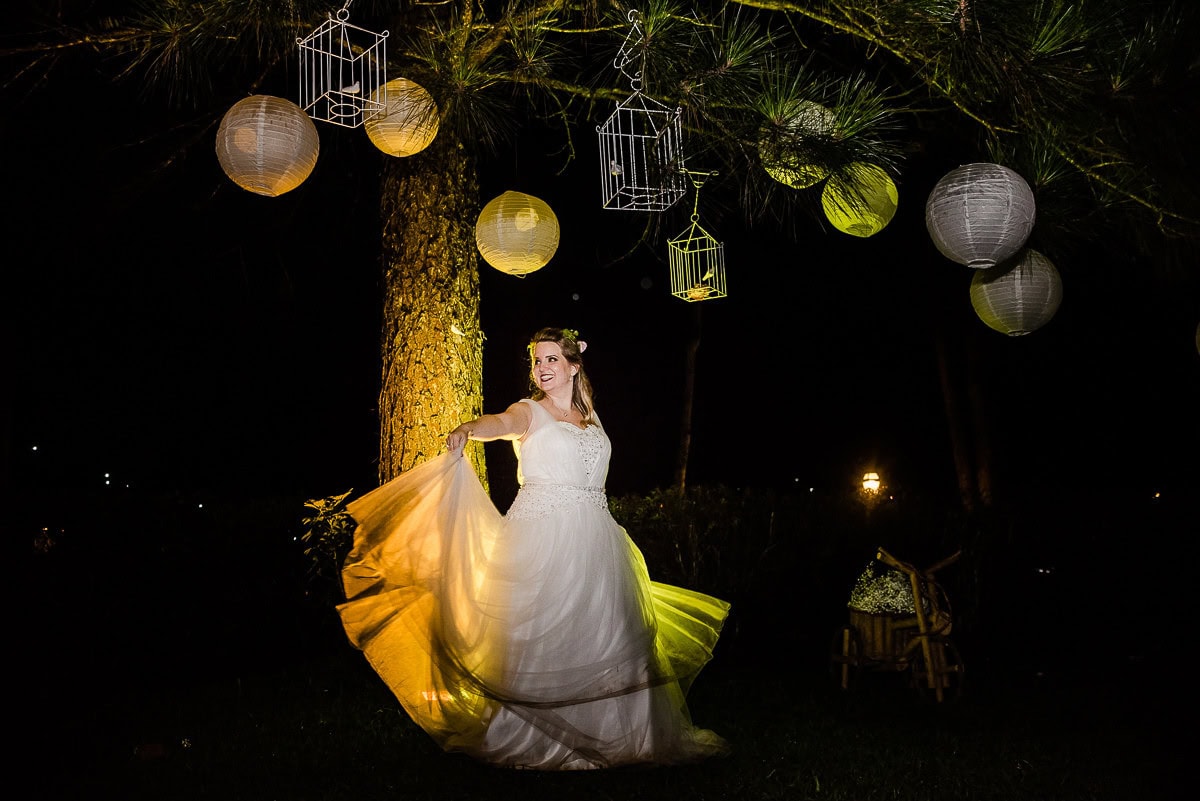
[908,635,964,701]
[829,625,864,691]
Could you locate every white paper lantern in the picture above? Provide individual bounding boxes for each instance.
[215,95,319,197]
[926,163,1036,269]
[365,78,439,157]
[759,101,836,189]
[822,163,899,237]
[970,249,1063,336]
[475,191,559,276]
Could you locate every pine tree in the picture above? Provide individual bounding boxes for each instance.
[6,0,1197,488]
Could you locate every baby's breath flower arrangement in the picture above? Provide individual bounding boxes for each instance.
[847,562,917,615]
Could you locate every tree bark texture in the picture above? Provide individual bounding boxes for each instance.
[673,305,702,493]
[936,335,976,515]
[965,332,994,509]
[377,132,486,487]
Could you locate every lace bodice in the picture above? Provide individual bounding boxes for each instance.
[563,422,605,476]
[506,400,612,521]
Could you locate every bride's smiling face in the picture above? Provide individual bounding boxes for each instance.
[531,341,576,393]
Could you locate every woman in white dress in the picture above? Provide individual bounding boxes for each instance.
[338,327,729,769]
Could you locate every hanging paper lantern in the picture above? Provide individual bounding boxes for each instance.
[970,249,1063,336]
[926,163,1036,269]
[475,191,559,276]
[822,163,899,237]
[365,78,439,157]
[215,95,319,197]
[759,101,836,189]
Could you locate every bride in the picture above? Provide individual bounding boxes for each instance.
[337,327,730,770]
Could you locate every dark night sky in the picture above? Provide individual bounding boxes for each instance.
[4,64,1199,519]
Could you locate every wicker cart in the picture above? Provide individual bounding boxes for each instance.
[830,548,965,702]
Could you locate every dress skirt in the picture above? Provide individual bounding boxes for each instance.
[337,452,729,769]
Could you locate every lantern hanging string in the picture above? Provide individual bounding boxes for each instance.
[683,169,718,222]
[614,10,646,91]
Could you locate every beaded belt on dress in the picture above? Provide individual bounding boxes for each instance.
[506,482,609,520]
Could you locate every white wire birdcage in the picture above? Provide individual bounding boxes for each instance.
[669,171,726,302]
[297,4,388,128]
[596,10,686,211]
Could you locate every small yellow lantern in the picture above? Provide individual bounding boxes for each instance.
[215,95,319,197]
[365,78,439,157]
[759,101,836,190]
[475,191,560,276]
[822,163,898,237]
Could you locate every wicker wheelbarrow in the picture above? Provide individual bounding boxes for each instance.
[830,548,965,702]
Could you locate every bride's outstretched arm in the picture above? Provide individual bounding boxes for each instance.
[446,401,532,455]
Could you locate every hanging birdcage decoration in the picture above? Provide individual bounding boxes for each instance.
[596,10,686,212]
[669,171,726,302]
[297,2,389,128]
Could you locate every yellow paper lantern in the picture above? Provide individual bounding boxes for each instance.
[475,191,559,276]
[759,101,836,189]
[365,78,439,157]
[215,95,319,197]
[822,163,899,237]
[970,249,1063,336]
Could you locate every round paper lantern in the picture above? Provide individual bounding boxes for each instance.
[759,101,836,189]
[970,249,1062,336]
[365,78,439,157]
[926,163,1036,269]
[822,163,899,237]
[475,191,559,276]
[215,95,319,197]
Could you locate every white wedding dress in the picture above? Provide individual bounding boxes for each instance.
[338,399,730,769]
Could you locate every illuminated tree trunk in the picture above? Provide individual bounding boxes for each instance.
[377,132,486,487]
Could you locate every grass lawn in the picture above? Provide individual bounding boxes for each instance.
[29,617,1182,801]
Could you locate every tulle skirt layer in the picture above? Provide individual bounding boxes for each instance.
[337,453,730,769]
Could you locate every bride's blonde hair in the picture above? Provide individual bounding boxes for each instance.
[528,327,596,426]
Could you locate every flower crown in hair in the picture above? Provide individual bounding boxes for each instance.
[562,328,587,353]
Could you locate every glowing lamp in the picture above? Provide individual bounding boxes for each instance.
[475,191,559,276]
[365,78,439,157]
[215,95,319,197]
[862,472,881,493]
[759,101,836,189]
[822,163,898,237]
[970,249,1063,336]
[926,163,1036,269]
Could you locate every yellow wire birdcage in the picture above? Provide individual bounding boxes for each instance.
[668,171,726,302]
